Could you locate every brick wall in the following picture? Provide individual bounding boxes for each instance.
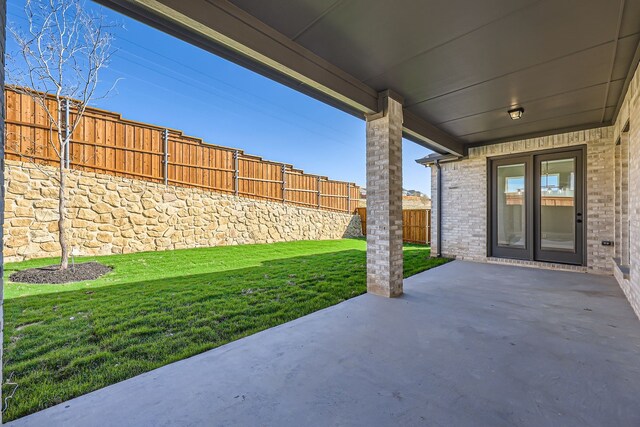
[612,62,640,320]
[429,61,640,320]
[430,127,615,274]
[365,94,404,297]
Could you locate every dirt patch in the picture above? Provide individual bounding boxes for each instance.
[10,262,112,284]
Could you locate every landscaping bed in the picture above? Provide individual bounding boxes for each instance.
[9,262,112,284]
[2,239,449,421]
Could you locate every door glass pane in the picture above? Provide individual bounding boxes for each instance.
[540,158,575,251]
[497,164,526,248]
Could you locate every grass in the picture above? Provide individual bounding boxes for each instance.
[2,239,449,421]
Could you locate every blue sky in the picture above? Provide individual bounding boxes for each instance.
[6,0,434,194]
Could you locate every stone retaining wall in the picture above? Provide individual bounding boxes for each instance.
[3,160,362,262]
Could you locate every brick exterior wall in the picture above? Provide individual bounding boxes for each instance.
[430,127,615,274]
[613,63,640,320]
[430,62,640,320]
[365,93,403,297]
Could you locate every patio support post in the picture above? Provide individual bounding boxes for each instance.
[365,90,404,297]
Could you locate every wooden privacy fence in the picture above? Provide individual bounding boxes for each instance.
[4,87,360,213]
[356,208,432,245]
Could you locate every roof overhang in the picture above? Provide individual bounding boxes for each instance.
[94,0,466,156]
[94,0,640,158]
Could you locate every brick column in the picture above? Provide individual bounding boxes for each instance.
[621,132,630,266]
[365,90,403,297]
[430,165,440,257]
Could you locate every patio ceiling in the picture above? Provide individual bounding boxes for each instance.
[96,0,640,155]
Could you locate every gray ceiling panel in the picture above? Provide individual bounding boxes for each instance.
[406,43,615,124]
[620,0,640,37]
[604,108,615,122]
[229,0,339,40]
[226,0,637,145]
[440,83,615,137]
[227,0,636,145]
[464,107,615,144]
[289,0,539,81]
[127,0,640,147]
[606,79,627,106]
[365,0,621,105]
[612,33,640,81]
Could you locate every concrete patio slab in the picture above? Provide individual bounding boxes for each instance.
[9,261,640,427]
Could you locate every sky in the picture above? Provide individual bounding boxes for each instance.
[6,0,434,195]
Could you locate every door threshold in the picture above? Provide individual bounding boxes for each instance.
[487,257,588,273]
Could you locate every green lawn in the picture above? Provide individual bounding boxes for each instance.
[2,239,449,422]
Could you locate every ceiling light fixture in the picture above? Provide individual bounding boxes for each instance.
[508,107,524,120]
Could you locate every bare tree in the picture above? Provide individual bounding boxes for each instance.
[7,0,118,270]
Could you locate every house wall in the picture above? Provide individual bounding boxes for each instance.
[430,64,640,320]
[3,160,362,262]
[430,127,615,274]
[611,63,640,319]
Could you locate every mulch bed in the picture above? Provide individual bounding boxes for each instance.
[10,262,112,284]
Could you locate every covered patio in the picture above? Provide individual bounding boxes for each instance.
[79,0,640,305]
[1,0,640,424]
[9,262,640,426]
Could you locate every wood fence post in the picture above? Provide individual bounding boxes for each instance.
[427,209,432,245]
[281,164,286,203]
[162,129,169,186]
[6,88,366,213]
[233,150,239,196]
[64,99,70,169]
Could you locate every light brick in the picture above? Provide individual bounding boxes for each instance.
[430,129,615,274]
[365,92,403,297]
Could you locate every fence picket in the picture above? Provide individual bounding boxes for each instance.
[356,207,432,245]
[4,87,359,213]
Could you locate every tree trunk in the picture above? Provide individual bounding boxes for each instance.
[59,148,69,270]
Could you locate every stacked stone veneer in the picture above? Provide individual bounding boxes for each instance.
[430,127,615,275]
[3,160,362,262]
